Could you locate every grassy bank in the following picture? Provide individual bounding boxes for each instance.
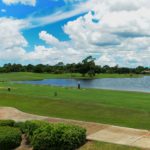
[0,72,141,81]
[0,82,150,130]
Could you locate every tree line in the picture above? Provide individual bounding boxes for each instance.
[0,56,149,76]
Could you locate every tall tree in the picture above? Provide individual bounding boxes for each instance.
[79,56,96,77]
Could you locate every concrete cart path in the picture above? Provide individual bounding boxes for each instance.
[87,125,150,149]
[0,107,150,149]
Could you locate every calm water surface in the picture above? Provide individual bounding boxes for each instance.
[17,76,150,93]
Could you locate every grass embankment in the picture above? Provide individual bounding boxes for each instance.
[0,72,141,81]
[80,141,140,150]
[0,81,150,130]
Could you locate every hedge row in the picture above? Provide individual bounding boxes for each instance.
[21,120,86,150]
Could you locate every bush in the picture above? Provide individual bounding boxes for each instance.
[14,121,26,133]
[31,123,86,150]
[13,120,86,150]
[22,120,49,140]
[0,120,15,127]
[0,126,22,150]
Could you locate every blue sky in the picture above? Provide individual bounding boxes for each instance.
[0,0,84,49]
[0,0,150,67]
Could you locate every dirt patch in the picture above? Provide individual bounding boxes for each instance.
[15,135,32,150]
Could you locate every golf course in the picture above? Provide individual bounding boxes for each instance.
[0,72,150,149]
[0,72,150,129]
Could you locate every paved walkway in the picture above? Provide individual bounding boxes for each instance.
[0,107,150,149]
[87,126,150,149]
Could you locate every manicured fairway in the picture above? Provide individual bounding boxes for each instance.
[0,81,150,130]
[0,72,141,81]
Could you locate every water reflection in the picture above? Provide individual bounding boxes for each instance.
[18,76,150,93]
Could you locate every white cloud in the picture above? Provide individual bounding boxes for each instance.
[39,31,59,46]
[25,45,82,65]
[96,54,117,67]
[2,0,36,6]
[0,17,27,62]
[0,18,28,49]
[62,0,150,67]
[33,31,82,64]
[26,1,90,28]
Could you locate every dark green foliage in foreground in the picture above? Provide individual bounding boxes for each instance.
[0,119,15,127]
[14,121,27,133]
[0,120,86,150]
[15,120,86,150]
[0,126,22,150]
[31,123,86,150]
[21,120,49,140]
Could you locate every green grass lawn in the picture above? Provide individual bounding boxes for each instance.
[0,72,141,81]
[0,81,150,130]
[79,141,140,150]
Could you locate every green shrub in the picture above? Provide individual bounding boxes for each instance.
[31,123,86,150]
[14,121,26,133]
[23,120,49,140]
[0,126,22,150]
[0,120,15,127]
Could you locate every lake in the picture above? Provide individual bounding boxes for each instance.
[17,76,150,93]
